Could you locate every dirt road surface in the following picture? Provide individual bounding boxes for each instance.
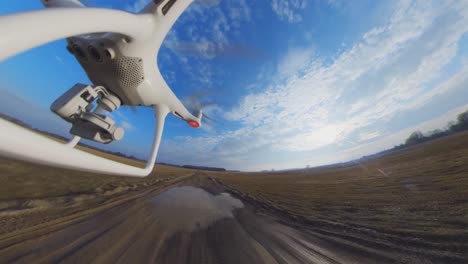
[0,174,459,264]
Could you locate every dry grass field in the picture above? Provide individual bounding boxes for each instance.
[0,138,197,235]
[0,157,194,201]
[0,121,198,201]
[209,131,468,260]
[0,127,467,262]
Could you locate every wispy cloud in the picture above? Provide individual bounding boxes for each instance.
[358,131,382,142]
[270,0,307,23]
[161,0,468,170]
[276,47,315,77]
[113,111,136,131]
[121,121,135,131]
[164,0,252,55]
[159,0,252,88]
[225,0,468,152]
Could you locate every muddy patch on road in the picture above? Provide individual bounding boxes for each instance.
[148,186,244,232]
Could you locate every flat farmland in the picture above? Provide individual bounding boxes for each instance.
[210,131,468,260]
[0,130,467,263]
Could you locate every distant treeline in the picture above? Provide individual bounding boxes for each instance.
[0,113,31,129]
[160,163,229,172]
[393,110,468,150]
[330,109,468,170]
[182,165,226,172]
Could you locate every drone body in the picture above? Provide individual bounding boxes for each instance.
[44,0,200,124]
[0,0,204,176]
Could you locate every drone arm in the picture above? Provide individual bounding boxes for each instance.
[142,0,194,51]
[0,8,151,61]
[160,88,202,127]
[143,0,194,19]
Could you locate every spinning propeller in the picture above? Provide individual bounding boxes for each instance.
[184,90,224,127]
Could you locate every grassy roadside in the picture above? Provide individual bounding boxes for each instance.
[0,118,196,200]
[0,141,195,235]
[0,156,194,201]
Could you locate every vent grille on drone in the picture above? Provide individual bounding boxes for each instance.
[111,57,144,90]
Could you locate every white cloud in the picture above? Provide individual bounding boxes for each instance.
[282,124,343,151]
[160,0,468,170]
[112,110,137,132]
[164,0,252,54]
[121,121,135,131]
[229,0,251,22]
[225,0,468,152]
[270,0,307,23]
[165,40,221,60]
[358,131,382,142]
[159,0,252,88]
[277,47,315,76]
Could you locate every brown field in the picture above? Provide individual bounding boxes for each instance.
[0,158,194,201]
[0,138,197,235]
[0,130,467,262]
[209,131,468,259]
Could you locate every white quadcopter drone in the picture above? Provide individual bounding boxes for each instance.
[0,0,208,176]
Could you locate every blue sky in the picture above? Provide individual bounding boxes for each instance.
[1,0,468,171]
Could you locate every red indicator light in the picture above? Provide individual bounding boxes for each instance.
[188,121,200,128]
